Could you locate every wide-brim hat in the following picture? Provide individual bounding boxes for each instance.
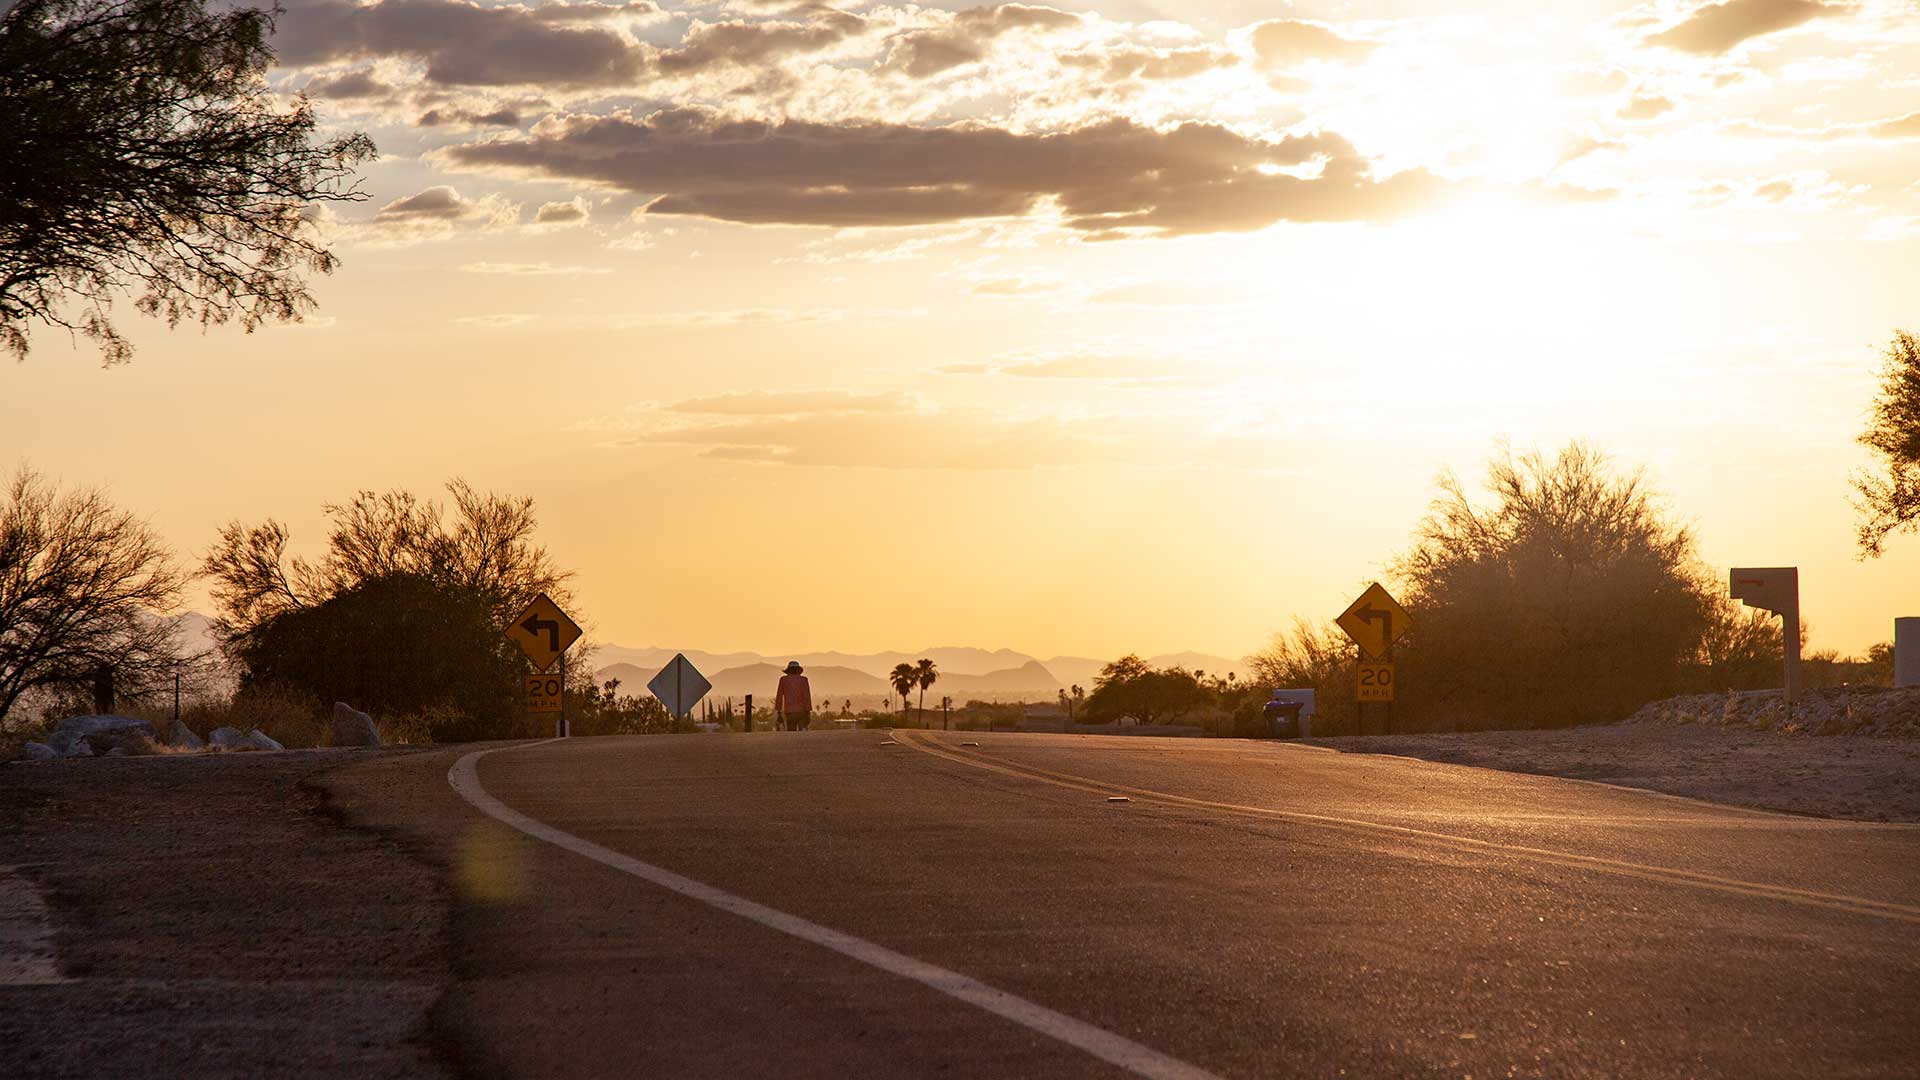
[784,661,804,674]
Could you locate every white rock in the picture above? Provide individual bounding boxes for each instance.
[167,721,204,751]
[20,742,57,762]
[103,746,127,758]
[208,726,246,750]
[331,703,380,748]
[61,738,94,758]
[242,729,284,752]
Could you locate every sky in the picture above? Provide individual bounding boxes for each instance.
[6,0,1920,662]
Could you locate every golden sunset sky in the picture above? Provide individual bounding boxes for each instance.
[7,0,1919,661]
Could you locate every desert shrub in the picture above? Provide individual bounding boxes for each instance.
[1392,443,1712,729]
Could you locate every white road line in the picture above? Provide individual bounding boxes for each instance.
[0,867,70,986]
[448,743,1222,1080]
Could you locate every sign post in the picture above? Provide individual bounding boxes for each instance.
[1337,583,1412,735]
[506,592,583,737]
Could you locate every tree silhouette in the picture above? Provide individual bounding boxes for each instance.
[1853,330,1920,557]
[914,657,938,725]
[1070,684,1084,724]
[889,663,917,721]
[0,467,188,721]
[0,0,375,363]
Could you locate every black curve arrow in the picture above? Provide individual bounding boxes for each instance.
[522,614,561,652]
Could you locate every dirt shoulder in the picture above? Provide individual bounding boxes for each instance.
[0,749,460,1080]
[1311,724,1920,822]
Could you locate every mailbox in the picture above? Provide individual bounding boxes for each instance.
[1730,567,1797,615]
[1729,566,1801,704]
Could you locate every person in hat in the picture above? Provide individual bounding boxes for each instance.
[773,661,812,731]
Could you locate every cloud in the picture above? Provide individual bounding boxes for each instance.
[351,185,520,245]
[1644,0,1849,55]
[1619,92,1678,120]
[1726,110,1920,140]
[438,108,1449,237]
[418,106,523,128]
[657,8,869,75]
[1064,45,1241,83]
[1242,19,1374,69]
[532,197,592,226]
[882,3,1083,78]
[940,350,1229,383]
[274,0,655,87]
[302,69,394,99]
[456,313,540,327]
[968,274,1064,296]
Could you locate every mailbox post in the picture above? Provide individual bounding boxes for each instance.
[1730,567,1800,705]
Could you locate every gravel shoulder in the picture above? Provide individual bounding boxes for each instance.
[1312,724,1920,822]
[0,749,460,1080]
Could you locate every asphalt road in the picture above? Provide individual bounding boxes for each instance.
[330,730,1920,1079]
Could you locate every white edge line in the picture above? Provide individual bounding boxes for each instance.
[448,741,1222,1080]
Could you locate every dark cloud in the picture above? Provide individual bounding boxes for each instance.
[418,106,523,127]
[1245,19,1374,69]
[883,3,1081,78]
[302,69,393,98]
[656,8,866,74]
[532,1,662,22]
[275,0,651,86]
[441,108,1448,236]
[377,186,485,219]
[1645,0,1847,55]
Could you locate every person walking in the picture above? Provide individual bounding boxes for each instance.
[773,661,812,732]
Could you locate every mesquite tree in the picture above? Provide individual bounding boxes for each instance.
[0,0,374,363]
[0,467,188,722]
[1854,330,1920,557]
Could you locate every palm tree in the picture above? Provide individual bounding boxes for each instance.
[915,658,938,726]
[890,663,917,723]
[1070,684,1084,726]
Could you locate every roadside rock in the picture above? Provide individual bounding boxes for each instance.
[104,746,128,757]
[62,739,95,758]
[208,727,246,750]
[20,742,56,762]
[243,730,285,752]
[331,703,380,748]
[168,721,205,751]
[1629,685,1920,737]
[47,715,156,756]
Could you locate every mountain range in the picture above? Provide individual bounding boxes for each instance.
[590,645,1243,702]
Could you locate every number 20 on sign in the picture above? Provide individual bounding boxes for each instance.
[526,673,564,714]
[1357,662,1395,703]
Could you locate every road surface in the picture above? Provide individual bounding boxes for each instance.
[328,730,1920,1078]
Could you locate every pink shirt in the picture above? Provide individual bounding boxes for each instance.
[774,673,812,715]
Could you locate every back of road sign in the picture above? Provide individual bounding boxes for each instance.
[648,653,712,719]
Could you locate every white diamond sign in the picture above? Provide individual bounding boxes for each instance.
[648,653,711,718]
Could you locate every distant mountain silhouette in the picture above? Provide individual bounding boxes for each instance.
[590,644,1046,680]
[938,661,1063,696]
[1044,652,1244,688]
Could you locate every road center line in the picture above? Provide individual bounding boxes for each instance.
[893,731,1920,925]
[447,742,1223,1080]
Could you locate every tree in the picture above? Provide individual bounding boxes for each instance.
[202,481,572,739]
[1392,442,1712,728]
[1070,683,1083,723]
[0,0,375,364]
[0,467,187,721]
[1853,330,1920,556]
[914,657,938,724]
[889,663,917,721]
[203,480,572,648]
[1082,656,1210,726]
